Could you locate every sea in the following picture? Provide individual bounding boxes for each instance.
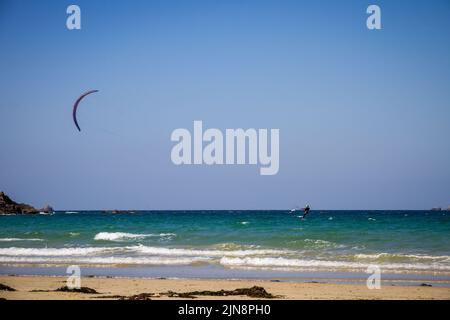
[1,210,449,284]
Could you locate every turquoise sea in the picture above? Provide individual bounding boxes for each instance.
[0,210,449,279]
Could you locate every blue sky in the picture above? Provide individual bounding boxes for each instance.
[1,0,449,210]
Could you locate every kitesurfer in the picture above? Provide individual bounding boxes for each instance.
[301,205,311,219]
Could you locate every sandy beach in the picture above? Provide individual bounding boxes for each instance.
[1,275,449,300]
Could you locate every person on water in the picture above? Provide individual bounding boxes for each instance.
[301,205,311,219]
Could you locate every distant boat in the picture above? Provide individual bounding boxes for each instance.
[431,207,442,211]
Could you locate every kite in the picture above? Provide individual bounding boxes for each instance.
[72,90,99,131]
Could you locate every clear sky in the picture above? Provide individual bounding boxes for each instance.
[1,0,449,210]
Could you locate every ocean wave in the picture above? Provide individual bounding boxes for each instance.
[303,239,345,249]
[0,245,289,258]
[0,256,210,266]
[219,257,450,271]
[1,244,449,272]
[354,253,450,263]
[133,245,289,257]
[0,246,131,256]
[0,238,44,242]
[212,243,261,250]
[94,232,176,241]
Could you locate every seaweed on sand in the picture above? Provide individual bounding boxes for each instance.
[0,283,16,292]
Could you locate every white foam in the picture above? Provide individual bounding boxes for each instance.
[133,245,288,257]
[0,246,122,256]
[1,244,449,272]
[0,256,210,266]
[219,257,450,271]
[94,232,176,241]
[0,238,44,242]
[0,245,288,258]
[355,253,450,262]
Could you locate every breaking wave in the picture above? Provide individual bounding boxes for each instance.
[0,256,210,266]
[219,256,450,271]
[354,253,450,263]
[94,232,176,241]
[0,244,449,272]
[0,238,44,242]
[0,245,289,258]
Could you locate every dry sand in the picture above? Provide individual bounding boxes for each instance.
[1,275,449,300]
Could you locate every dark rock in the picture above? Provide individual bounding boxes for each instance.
[121,293,154,300]
[222,286,276,298]
[39,204,54,214]
[121,286,277,300]
[0,283,16,291]
[420,283,432,287]
[0,192,39,215]
[94,295,127,299]
[165,290,196,299]
[55,286,99,294]
[161,286,277,299]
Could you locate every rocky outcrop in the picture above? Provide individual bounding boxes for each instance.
[40,204,54,214]
[0,192,39,214]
